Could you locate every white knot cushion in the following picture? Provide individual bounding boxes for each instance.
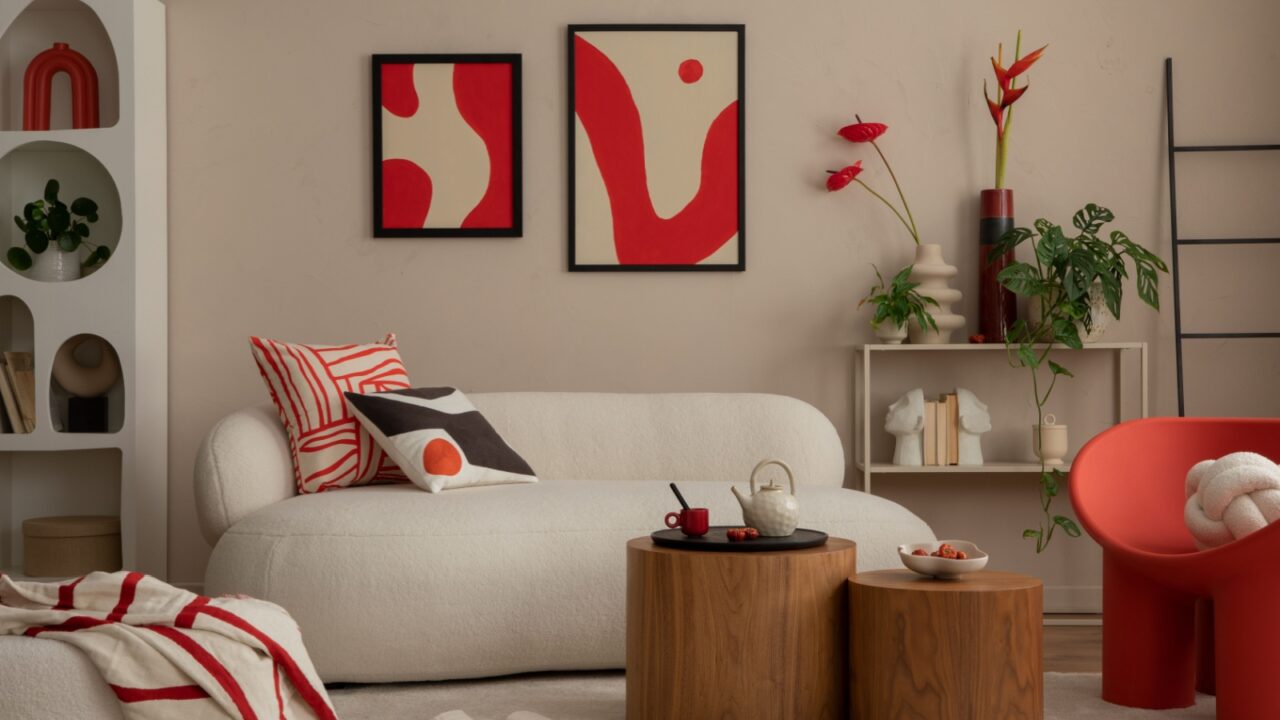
[1184,451,1280,549]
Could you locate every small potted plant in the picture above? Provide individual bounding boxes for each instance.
[858,264,939,344]
[988,203,1168,552]
[6,179,108,282]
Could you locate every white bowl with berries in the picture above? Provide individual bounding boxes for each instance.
[898,540,989,579]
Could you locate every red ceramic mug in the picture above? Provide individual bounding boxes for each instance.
[665,508,709,537]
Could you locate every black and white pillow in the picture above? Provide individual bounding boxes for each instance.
[344,387,537,493]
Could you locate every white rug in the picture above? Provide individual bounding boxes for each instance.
[328,671,1217,719]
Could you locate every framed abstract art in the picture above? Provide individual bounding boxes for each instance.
[373,54,522,237]
[568,25,745,271]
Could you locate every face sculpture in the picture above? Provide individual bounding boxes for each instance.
[885,388,926,435]
[956,387,991,466]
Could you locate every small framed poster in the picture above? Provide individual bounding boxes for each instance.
[568,24,745,271]
[373,54,522,237]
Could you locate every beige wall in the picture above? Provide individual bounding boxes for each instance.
[165,0,1280,596]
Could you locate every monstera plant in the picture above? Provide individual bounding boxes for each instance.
[989,203,1168,552]
[6,179,108,273]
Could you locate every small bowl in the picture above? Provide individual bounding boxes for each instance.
[898,540,989,579]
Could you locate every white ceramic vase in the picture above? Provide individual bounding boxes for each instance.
[1032,414,1069,466]
[874,321,908,344]
[1027,282,1114,343]
[907,244,965,344]
[28,249,81,282]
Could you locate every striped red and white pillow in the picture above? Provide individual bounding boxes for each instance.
[250,334,411,493]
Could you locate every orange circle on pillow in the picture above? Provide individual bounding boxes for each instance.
[422,438,463,476]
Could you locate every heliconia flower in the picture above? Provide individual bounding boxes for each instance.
[991,45,1047,91]
[983,82,1004,135]
[1000,84,1029,109]
[837,122,888,144]
[826,162,863,192]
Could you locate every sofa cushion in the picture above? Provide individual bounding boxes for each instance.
[345,387,537,493]
[250,334,411,493]
[205,481,933,682]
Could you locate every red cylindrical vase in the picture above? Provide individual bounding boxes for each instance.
[979,188,1017,342]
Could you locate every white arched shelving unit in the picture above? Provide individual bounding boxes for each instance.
[0,0,165,579]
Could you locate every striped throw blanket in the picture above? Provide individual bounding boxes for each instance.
[0,571,336,720]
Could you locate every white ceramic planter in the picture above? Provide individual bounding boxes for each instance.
[1032,414,1069,466]
[907,244,965,344]
[27,249,81,282]
[874,321,908,344]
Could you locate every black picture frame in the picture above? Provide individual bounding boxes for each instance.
[372,53,523,238]
[567,24,746,271]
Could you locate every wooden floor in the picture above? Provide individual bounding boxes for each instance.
[1044,622,1102,673]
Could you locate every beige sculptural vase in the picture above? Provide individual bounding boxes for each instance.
[907,244,965,344]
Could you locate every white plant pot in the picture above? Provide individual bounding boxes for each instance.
[874,321,908,344]
[1026,283,1114,343]
[27,249,81,282]
[906,244,965,344]
[1032,414,1069,466]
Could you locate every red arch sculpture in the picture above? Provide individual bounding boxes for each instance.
[23,42,99,130]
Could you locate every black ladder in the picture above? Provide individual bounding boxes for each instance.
[1164,58,1280,416]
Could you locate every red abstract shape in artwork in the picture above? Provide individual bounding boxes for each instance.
[423,438,463,476]
[381,159,432,228]
[678,59,703,84]
[454,62,513,229]
[574,36,738,265]
[380,63,419,117]
[23,42,99,130]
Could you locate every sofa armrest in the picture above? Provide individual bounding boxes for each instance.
[194,404,295,545]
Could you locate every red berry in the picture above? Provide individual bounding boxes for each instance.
[911,549,928,556]
[745,528,759,540]
[956,550,968,560]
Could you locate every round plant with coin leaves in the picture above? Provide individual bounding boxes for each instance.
[6,179,109,273]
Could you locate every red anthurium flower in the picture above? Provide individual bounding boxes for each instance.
[838,122,888,144]
[826,162,863,192]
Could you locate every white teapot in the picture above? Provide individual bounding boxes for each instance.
[731,459,799,537]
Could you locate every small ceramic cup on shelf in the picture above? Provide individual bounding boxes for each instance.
[1032,414,1069,466]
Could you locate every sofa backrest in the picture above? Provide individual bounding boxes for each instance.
[194,392,844,544]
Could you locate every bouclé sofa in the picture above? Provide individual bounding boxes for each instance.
[194,393,933,682]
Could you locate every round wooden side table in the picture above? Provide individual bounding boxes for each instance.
[850,569,1043,720]
[626,536,857,720]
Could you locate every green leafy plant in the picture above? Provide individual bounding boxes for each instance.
[988,203,1169,552]
[6,179,108,273]
[857,264,939,333]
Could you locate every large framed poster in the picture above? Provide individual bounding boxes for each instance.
[373,54,522,237]
[568,25,745,271]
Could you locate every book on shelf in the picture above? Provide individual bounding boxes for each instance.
[935,400,948,468]
[941,392,959,465]
[923,400,938,466]
[2,352,36,433]
[0,358,21,433]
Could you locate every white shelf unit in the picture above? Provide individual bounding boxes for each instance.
[854,342,1147,494]
[0,0,166,580]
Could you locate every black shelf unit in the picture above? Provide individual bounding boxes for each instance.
[1164,58,1280,416]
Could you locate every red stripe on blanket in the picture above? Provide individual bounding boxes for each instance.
[147,625,259,720]
[175,595,211,629]
[107,572,145,622]
[24,615,111,637]
[110,684,210,702]
[192,605,337,720]
[273,662,285,720]
[54,576,86,610]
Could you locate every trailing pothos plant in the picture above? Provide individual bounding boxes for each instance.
[6,179,108,273]
[988,203,1168,552]
[857,264,938,333]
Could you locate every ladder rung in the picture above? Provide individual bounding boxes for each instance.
[1181,332,1280,340]
[1173,144,1280,152]
[1176,237,1280,246]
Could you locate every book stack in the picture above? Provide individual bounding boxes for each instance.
[923,392,960,466]
[0,351,36,433]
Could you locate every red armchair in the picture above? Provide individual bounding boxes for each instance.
[1071,417,1280,720]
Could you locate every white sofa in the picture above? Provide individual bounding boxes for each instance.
[195,393,933,683]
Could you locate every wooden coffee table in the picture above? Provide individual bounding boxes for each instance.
[850,569,1044,720]
[626,536,857,720]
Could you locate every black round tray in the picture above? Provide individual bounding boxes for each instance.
[650,526,828,552]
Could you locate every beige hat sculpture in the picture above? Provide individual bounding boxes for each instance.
[52,334,120,397]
